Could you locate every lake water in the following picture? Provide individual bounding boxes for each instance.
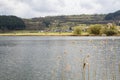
[0,36,120,80]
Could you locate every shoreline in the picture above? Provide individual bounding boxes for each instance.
[0,32,87,36]
[0,31,119,36]
[0,33,119,36]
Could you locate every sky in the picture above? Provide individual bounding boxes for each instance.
[0,0,120,18]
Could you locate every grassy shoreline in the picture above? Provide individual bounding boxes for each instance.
[0,32,88,36]
[0,32,119,36]
[0,30,119,36]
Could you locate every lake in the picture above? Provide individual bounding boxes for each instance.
[0,36,120,80]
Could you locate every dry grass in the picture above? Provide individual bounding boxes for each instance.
[0,32,72,36]
[0,32,89,36]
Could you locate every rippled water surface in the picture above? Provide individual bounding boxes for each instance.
[0,36,120,80]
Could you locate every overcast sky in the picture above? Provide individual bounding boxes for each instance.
[0,0,120,18]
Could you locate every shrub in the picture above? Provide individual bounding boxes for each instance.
[100,25,118,36]
[73,27,82,35]
[118,30,120,34]
[104,29,117,36]
[100,26,107,34]
[88,24,102,35]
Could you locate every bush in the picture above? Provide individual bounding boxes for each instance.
[100,26,107,34]
[118,30,120,34]
[100,25,118,36]
[104,29,117,36]
[73,27,82,35]
[88,24,102,35]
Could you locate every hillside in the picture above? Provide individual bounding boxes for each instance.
[0,10,120,31]
[105,10,120,20]
[23,14,108,30]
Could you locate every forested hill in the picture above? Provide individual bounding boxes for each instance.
[0,16,25,31]
[105,10,120,20]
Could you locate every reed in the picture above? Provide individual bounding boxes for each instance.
[82,55,90,80]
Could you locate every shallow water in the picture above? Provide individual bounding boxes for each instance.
[0,36,120,80]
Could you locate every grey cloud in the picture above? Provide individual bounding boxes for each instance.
[80,3,93,9]
[20,0,63,13]
[57,0,65,7]
[0,1,14,15]
[95,0,120,13]
[0,0,120,18]
[25,0,65,13]
[30,0,58,13]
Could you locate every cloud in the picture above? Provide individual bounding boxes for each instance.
[0,0,120,18]
[95,0,120,13]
